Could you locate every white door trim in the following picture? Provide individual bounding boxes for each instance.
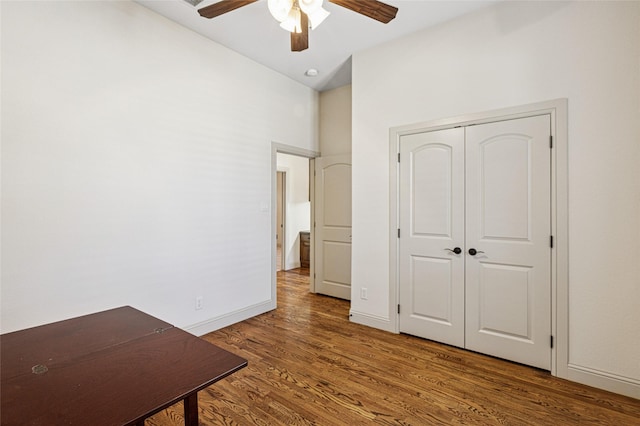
[276,169,288,270]
[389,99,568,378]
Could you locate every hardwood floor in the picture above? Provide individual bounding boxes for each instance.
[147,269,639,425]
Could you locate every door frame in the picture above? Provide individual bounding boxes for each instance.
[276,170,286,271]
[388,99,568,378]
[271,143,320,303]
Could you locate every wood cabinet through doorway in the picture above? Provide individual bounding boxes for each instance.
[300,231,310,268]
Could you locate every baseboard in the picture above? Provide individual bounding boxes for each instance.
[287,261,301,270]
[349,310,396,333]
[567,364,640,399]
[184,299,275,337]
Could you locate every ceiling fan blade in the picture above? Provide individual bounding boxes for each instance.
[198,0,258,19]
[328,0,398,24]
[291,12,309,52]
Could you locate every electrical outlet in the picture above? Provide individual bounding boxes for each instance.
[195,296,203,310]
[361,288,368,300]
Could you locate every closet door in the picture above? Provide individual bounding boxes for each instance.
[464,115,552,370]
[398,128,465,347]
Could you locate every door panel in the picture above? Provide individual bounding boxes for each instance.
[322,164,352,226]
[477,263,533,339]
[315,155,352,300]
[399,128,465,347]
[410,255,454,324]
[465,115,551,370]
[480,137,531,240]
[412,145,454,237]
[322,241,351,288]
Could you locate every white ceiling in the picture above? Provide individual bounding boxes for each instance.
[135,0,497,91]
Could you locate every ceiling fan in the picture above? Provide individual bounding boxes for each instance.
[197,0,398,52]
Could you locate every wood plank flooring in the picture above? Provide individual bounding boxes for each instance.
[147,269,640,425]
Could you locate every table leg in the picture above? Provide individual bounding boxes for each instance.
[184,393,199,426]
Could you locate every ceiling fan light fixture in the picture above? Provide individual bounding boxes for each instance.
[267,0,293,23]
[307,7,330,29]
[280,6,302,33]
[196,0,399,53]
[299,0,329,29]
[298,0,322,14]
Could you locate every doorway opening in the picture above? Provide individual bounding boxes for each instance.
[276,153,311,274]
[271,143,319,303]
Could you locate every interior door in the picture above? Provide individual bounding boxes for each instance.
[398,128,465,347]
[465,115,552,370]
[314,155,352,300]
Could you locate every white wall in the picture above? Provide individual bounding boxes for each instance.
[0,1,318,335]
[319,85,352,156]
[350,1,639,397]
[277,153,310,270]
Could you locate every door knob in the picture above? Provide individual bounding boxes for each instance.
[468,248,484,256]
[445,247,462,254]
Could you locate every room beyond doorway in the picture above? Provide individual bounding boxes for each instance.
[276,152,311,272]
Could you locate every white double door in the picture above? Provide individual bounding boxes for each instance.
[399,115,552,370]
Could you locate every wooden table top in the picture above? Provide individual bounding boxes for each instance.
[1,306,247,426]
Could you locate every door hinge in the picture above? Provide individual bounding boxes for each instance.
[397,152,401,163]
[550,335,554,348]
[397,228,400,238]
[550,235,554,248]
[397,304,400,314]
[550,135,553,148]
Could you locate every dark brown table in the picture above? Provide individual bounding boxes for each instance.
[1,306,247,425]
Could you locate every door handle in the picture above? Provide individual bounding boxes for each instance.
[445,247,462,255]
[468,248,484,256]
